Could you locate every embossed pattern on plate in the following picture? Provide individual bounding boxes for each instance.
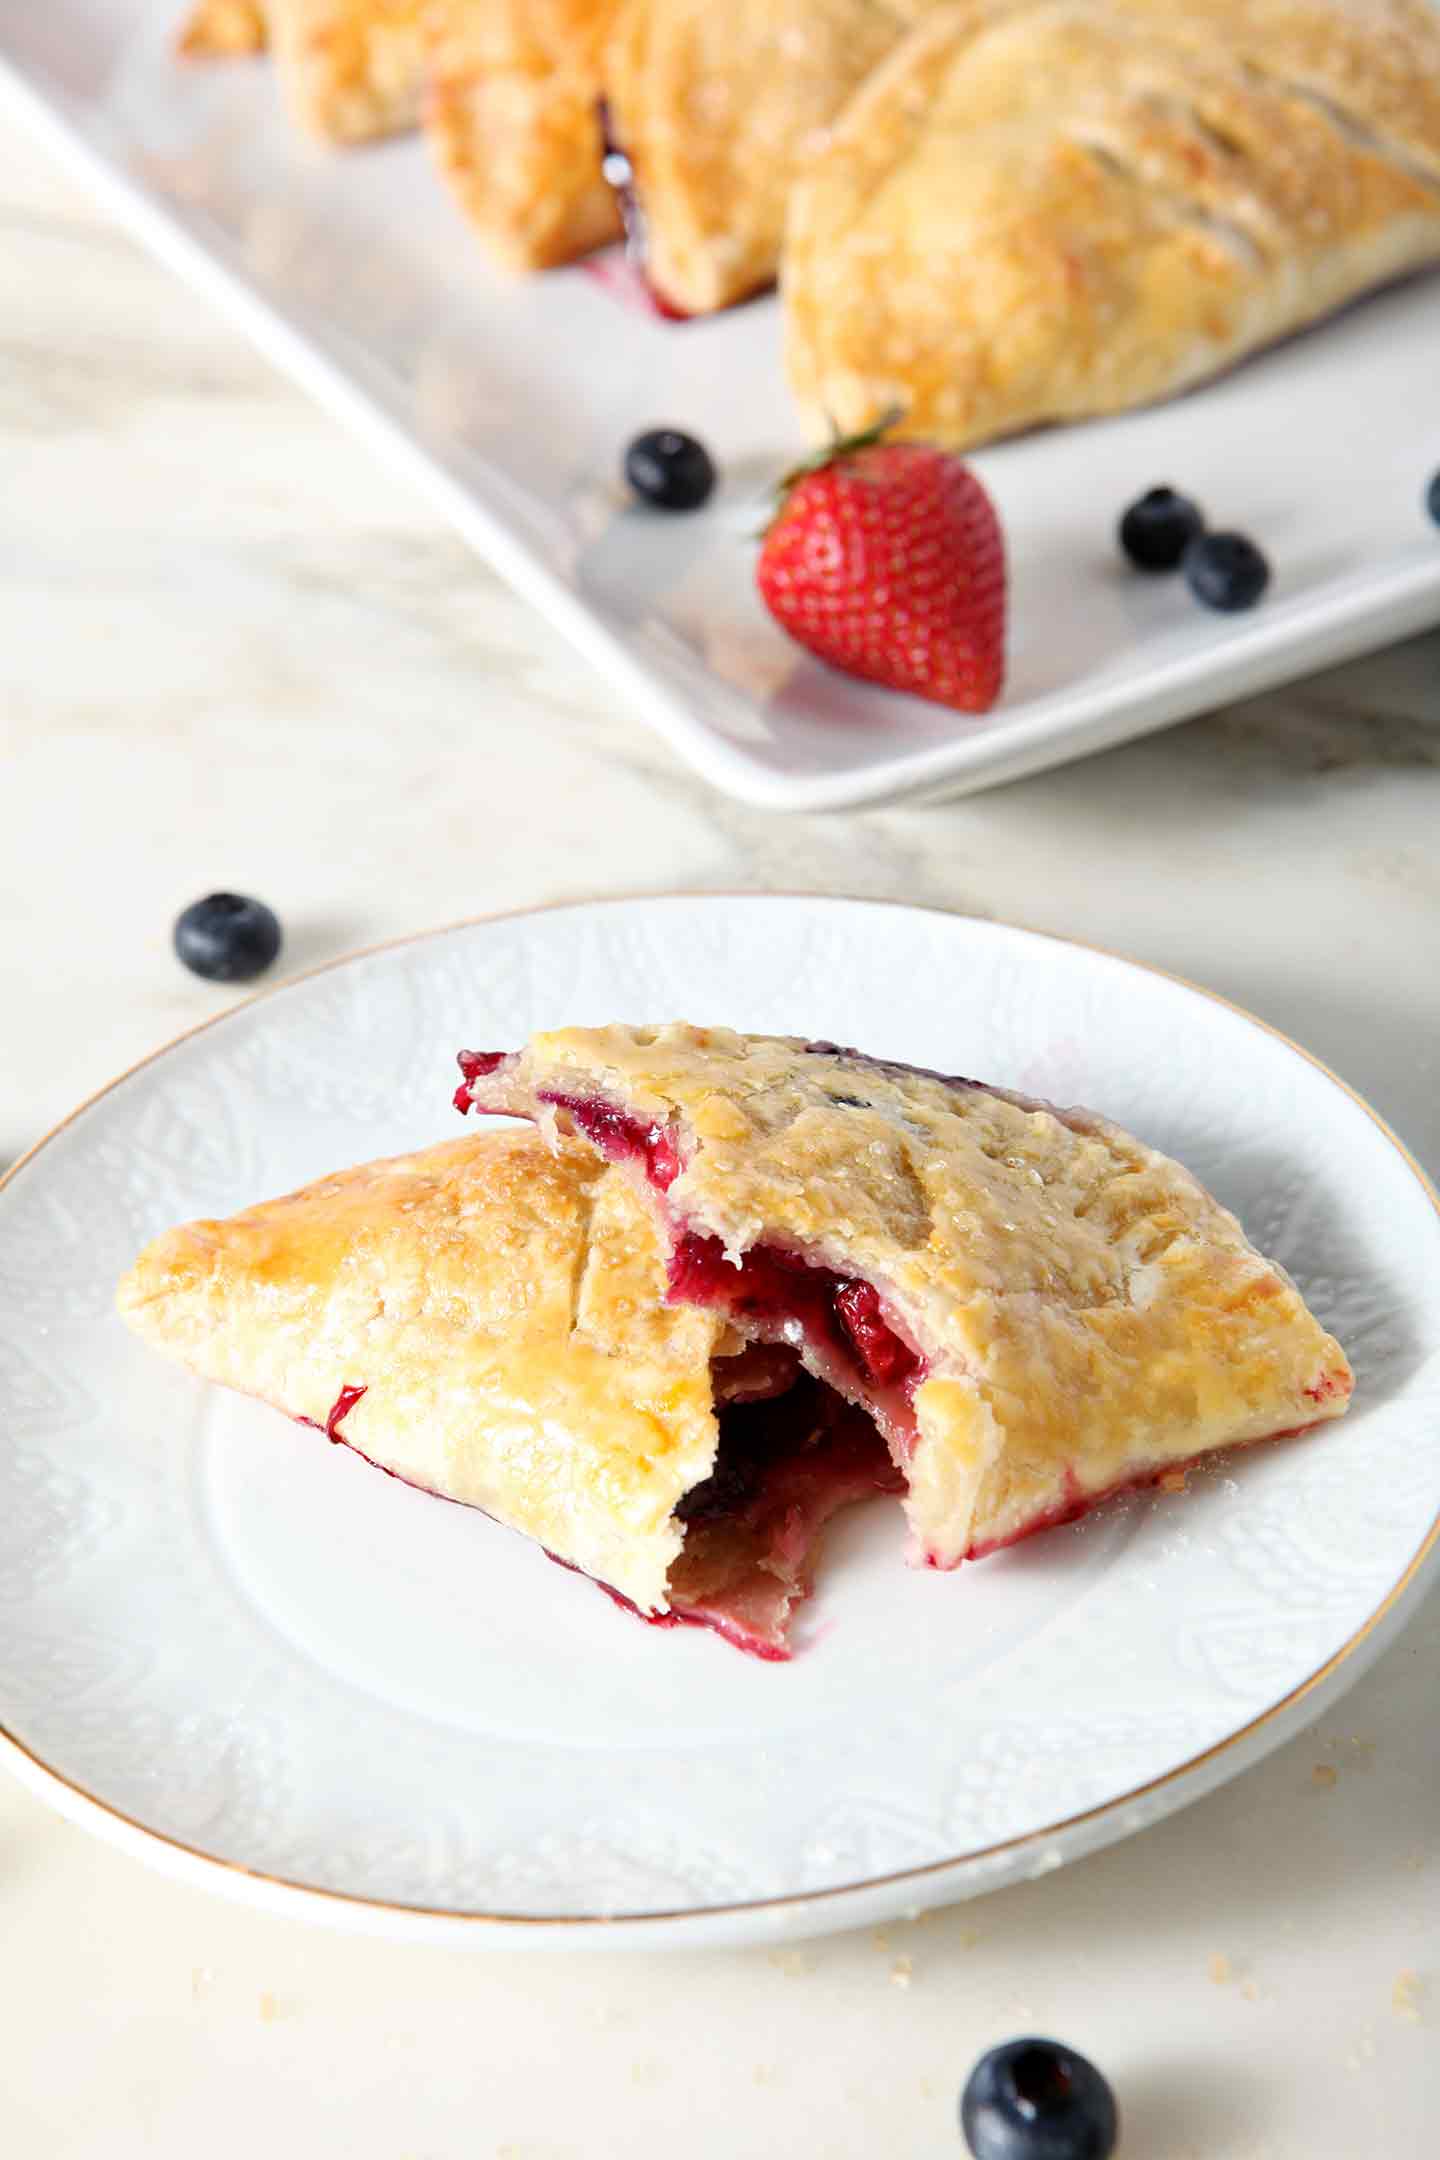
[2,897,1438,1947]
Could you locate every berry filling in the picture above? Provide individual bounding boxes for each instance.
[453,1049,505,1113]
[318,1382,366,1440]
[453,1063,928,1447]
[800,1039,980,1093]
[543,1364,897,1661]
[664,1370,900,1657]
[535,1089,684,1190]
[667,1231,925,1445]
[593,104,691,321]
[1304,1367,1352,1406]
[833,1280,916,1390]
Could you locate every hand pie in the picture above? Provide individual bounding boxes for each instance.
[602,0,945,314]
[177,0,269,57]
[785,0,1440,446]
[422,0,623,271]
[265,0,428,142]
[117,1129,897,1659]
[458,1026,1353,1567]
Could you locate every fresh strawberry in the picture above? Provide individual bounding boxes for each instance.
[756,424,1006,712]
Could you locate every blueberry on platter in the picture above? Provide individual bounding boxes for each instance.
[1118,485,1205,571]
[1183,530,1271,613]
[623,428,716,511]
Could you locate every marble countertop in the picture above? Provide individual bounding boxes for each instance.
[2,130,1438,2160]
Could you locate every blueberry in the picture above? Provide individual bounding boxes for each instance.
[1426,469,1440,528]
[1118,485,1205,571]
[173,893,283,983]
[960,2038,1118,2160]
[1183,529,1270,612]
[624,428,716,511]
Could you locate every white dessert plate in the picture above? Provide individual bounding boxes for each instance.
[2,895,1438,1949]
[3,5,1440,810]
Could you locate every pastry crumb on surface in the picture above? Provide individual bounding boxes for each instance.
[1209,1951,1233,1985]
[258,1991,279,2022]
[1312,1763,1339,1788]
[872,1929,892,1950]
[890,1956,914,1989]
[1240,1979,1261,2003]
[766,1947,811,1976]
[1392,1971,1425,2024]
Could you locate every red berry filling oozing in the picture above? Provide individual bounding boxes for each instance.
[667,1231,925,1431]
[535,1090,685,1190]
[543,1368,898,1661]
[317,1382,367,1440]
[453,1049,506,1113]
[454,1062,929,1438]
[662,1372,900,1658]
[593,104,691,321]
[1304,1367,1353,1406]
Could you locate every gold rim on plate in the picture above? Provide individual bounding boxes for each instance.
[2,893,1437,1931]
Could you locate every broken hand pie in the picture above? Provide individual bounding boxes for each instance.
[118,1024,1351,1664]
[459,1025,1352,1569]
[117,1129,896,1659]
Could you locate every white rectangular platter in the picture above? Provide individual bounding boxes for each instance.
[4,0,1440,810]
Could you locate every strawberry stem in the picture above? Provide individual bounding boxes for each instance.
[776,405,907,495]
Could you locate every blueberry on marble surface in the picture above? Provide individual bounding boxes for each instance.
[173,893,282,983]
[960,2037,1118,2160]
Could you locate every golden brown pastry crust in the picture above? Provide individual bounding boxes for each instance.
[465,1024,1353,1566]
[784,0,1440,445]
[118,1130,725,1611]
[266,0,428,142]
[177,0,269,58]
[603,0,945,314]
[422,0,622,271]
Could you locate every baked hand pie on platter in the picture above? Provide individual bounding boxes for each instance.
[117,1129,897,1658]
[177,0,268,57]
[262,0,429,143]
[458,1025,1352,1569]
[784,0,1440,446]
[599,0,945,314]
[422,0,623,271]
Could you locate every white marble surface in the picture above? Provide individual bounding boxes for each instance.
[2,132,1438,2160]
